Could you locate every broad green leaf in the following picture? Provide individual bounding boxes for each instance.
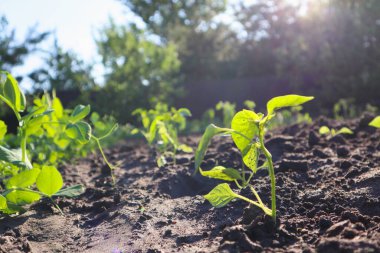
[194,124,232,173]
[70,104,91,123]
[242,144,259,172]
[36,166,63,197]
[177,144,193,153]
[6,168,41,189]
[267,95,314,115]
[319,126,330,135]
[148,119,158,144]
[200,166,242,181]
[2,72,22,112]
[335,127,353,135]
[65,121,92,144]
[0,146,32,169]
[204,183,237,208]
[0,120,7,139]
[0,195,7,210]
[6,190,41,205]
[231,110,260,152]
[369,116,380,128]
[52,97,63,118]
[53,184,85,198]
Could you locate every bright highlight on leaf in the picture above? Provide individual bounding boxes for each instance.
[36,166,63,197]
[204,183,237,208]
[6,168,41,189]
[267,95,314,115]
[231,110,260,152]
[200,166,242,181]
[369,116,380,128]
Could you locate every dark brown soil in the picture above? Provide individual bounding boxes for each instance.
[1,116,379,253]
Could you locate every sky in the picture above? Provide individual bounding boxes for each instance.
[0,0,138,89]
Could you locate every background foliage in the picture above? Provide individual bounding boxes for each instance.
[1,0,379,124]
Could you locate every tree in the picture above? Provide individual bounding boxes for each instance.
[29,40,95,93]
[0,16,49,72]
[93,21,181,123]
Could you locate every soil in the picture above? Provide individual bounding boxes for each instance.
[1,115,379,253]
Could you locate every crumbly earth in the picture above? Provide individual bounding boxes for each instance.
[0,116,379,253]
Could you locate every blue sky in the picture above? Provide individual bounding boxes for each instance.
[0,0,139,89]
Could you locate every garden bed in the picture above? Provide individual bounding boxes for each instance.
[1,116,379,252]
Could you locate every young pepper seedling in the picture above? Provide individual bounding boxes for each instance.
[194,94,314,223]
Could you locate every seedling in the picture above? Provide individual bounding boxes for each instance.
[369,116,380,128]
[194,95,314,222]
[215,101,236,128]
[0,71,118,215]
[319,126,353,136]
[132,103,193,167]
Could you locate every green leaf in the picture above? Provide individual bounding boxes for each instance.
[194,124,232,173]
[200,166,242,181]
[53,184,85,198]
[0,120,7,139]
[0,195,7,210]
[204,183,237,208]
[319,126,330,135]
[177,144,193,153]
[6,168,41,189]
[36,166,63,197]
[0,146,32,169]
[369,116,380,128]
[242,144,259,173]
[335,127,353,135]
[52,96,64,118]
[6,190,41,205]
[157,155,167,167]
[65,121,92,144]
[70,104,91,123]
[2,72,24,112]
[231,110,260,152]
[267,95,314,115]
[178,108,192,117]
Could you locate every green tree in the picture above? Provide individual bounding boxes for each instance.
[28,40,96,93]
[93,22,181,123]
[0,16,49,72]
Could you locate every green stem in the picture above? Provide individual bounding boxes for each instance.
[49,197,64,216]
[259,127,276,223]
[92,136,116,185]
[235,193,272,216]
[20,132,27,164]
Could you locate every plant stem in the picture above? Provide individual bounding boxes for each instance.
[235,193,272,216]
[259,127,276,223]
[20,132,27,164]
[92,136,116,185]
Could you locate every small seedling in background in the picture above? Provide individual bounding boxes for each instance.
[243,100,256,110]
[319,126,353,136]
[215,101,236,128]
[0,71,118,215]
[369,116,380,128]
[132,103,193,167]
[194,95,314,222]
